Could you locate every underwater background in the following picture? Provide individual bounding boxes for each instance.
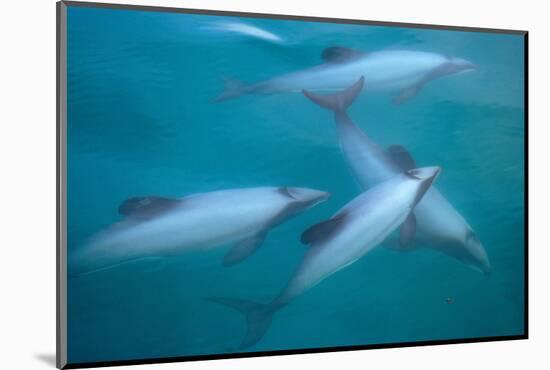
[66,5,525,364]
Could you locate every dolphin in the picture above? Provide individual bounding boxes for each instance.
[216,47,476,104]
[302,76,491,274]
[203,21,285,44]
[209,167,441,349]
[68,187,329,276]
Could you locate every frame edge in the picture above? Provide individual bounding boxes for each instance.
[57,1,68,369]
[62,0,527,35]
[56,2,529,368]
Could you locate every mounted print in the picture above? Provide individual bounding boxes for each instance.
[57,1,528,368]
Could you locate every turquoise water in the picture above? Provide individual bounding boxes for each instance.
[66,6,525,365]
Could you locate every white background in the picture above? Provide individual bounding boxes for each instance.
[0,0,547,369]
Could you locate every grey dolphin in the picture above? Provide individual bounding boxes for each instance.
[209,167,441,349]
[302,76,491,274]
[69,187,329,276]
[216,48,476,103]
[202,21,285,44]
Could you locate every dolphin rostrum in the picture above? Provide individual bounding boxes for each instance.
[69,187,330,276]
[216,48,476,104]
[302,76,491,274]
[209,167,441,349]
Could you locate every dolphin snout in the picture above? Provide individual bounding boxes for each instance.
[313,190,331,202]
[471,251,492,277]
[408,167,441,207]
[408,166,441,181]
[465,234,492,277]
[288,187,330,205]
[450,57,478,72]
[461,62,478,72]
[306,189,331,203]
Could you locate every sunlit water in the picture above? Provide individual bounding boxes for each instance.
[66,6,525,364]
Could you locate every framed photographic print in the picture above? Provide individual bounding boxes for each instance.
[57,1,528,368]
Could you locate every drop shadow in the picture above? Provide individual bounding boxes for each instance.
[34,353,56,367]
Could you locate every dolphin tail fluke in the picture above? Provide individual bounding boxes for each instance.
[214,78,249,102]
[206,297,276,349]
[302,76,364,112]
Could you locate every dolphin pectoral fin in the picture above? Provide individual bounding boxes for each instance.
[399,213,417,247]
[223,232,267,267]
[118,196,181,220]
[301,213,348,245]
[387,145,417,172]
[321,46,366,64]
[393,83,424,105]
[393,62,456,105]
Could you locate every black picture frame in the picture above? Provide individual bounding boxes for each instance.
[56,1,529,368]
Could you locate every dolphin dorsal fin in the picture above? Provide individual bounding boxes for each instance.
[301,213,348,245]
[118,196,181,219]
[387,145,417,171]
[321,46,365,64]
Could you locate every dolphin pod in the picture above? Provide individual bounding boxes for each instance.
[302,77,491,275]
[209,167,441,349]
[216,47,476,104]
[69,187,330,276]
[69,39,487,354]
